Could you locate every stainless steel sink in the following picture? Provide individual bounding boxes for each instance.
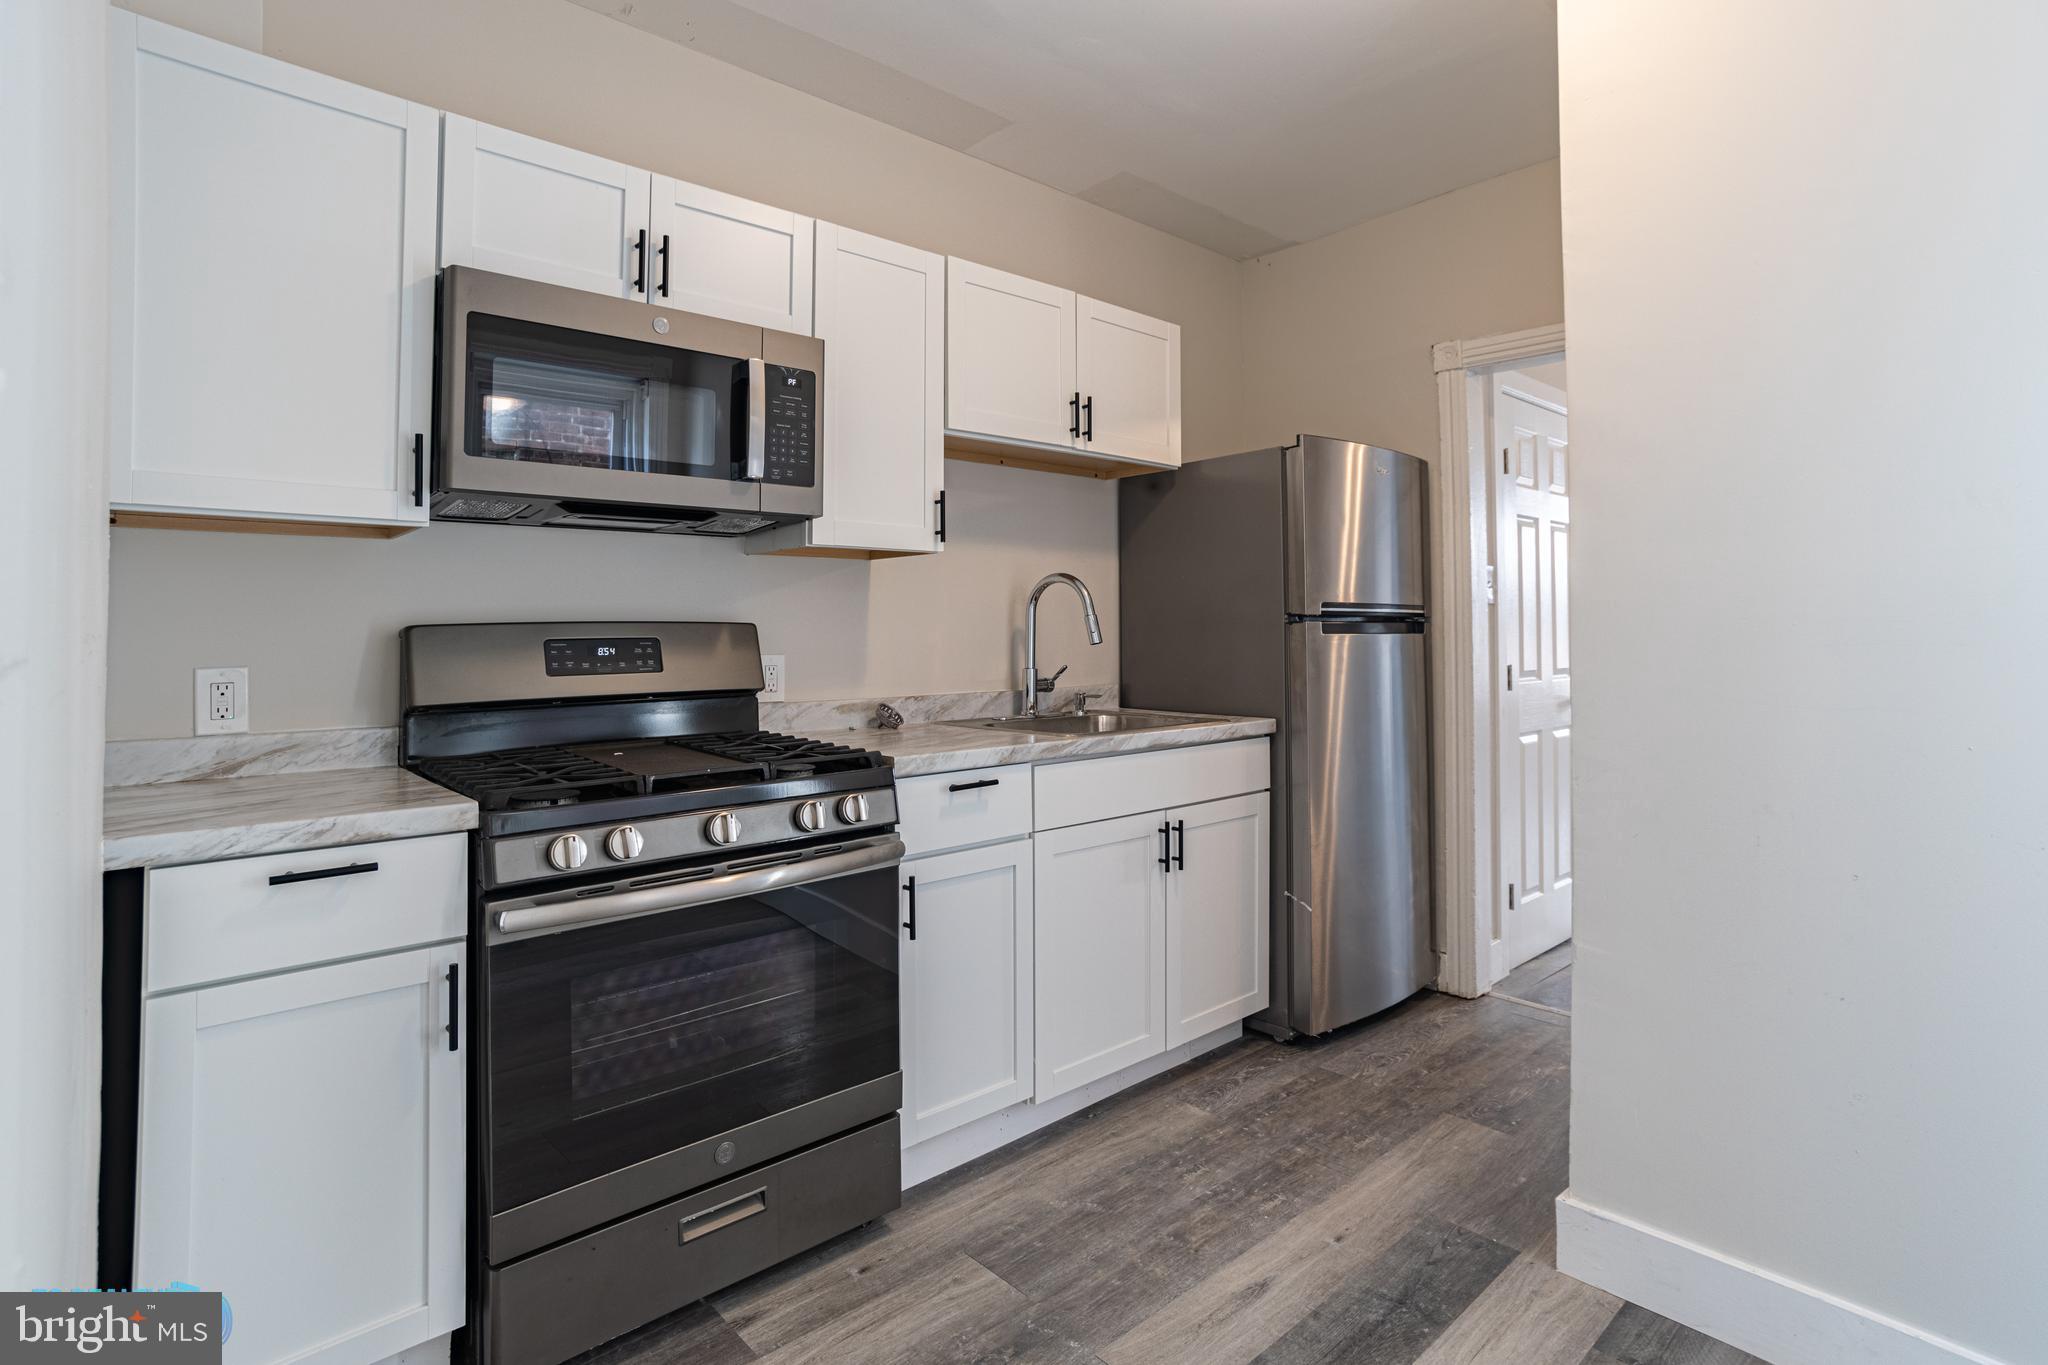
[950,710,1217,736]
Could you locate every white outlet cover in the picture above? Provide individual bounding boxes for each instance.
[194,666,249,735]
[759,655,786,702]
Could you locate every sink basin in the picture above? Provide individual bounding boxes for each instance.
[951,710,1217,736]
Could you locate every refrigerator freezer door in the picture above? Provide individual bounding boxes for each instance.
[1284,617,1433,1033]
[1284,438,1428,615]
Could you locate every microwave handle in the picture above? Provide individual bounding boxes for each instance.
[744,356,766,482]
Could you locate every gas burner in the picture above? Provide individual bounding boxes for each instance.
[679,731,877,780]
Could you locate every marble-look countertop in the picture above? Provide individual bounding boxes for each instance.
[806,711,1277,778]
[104,768,477,871]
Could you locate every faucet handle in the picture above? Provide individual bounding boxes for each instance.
[1036,664,1069,694]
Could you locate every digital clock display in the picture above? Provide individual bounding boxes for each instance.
[543,637,662,676]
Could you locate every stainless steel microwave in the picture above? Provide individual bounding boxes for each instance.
[432,266,822,536]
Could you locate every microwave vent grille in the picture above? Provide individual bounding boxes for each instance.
[438,496,534,522]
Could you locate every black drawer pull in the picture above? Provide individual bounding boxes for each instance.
[632,228,647,294]
[657,232,671,298]
[1069,391,1081,438]
[412,433,425,508]
[902,875,917,940]
[948,778,999,793]
[1158,822,1170,868]
[268,861,379,887]
[1082,395,1093,441]
[445,962,459,1052]
[1173,819,1186,870]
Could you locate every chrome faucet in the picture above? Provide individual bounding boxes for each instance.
[1023,572,1103,716]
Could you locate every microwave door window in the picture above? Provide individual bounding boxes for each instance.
[465,313,733,479]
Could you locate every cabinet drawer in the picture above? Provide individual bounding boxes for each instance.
[146,833,466,993]
[1033,739,1269,831]
[896,764,1032,857]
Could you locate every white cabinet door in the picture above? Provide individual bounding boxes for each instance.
[108,14,437,526]
[440,115,652,299]
[650,176,813,333]
[946,258,1078,449]
[1077,295,1181,467]
[1032,811,1168,1101]
[1165,792,1270,1046]
[135,945,464,1365]
[900,840,1034,1146]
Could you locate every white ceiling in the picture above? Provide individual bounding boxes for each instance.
[572,0,1560,259]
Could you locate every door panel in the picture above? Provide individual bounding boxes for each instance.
[650,177,813,333]
[1494,374,1573,974]
[1285,623,1433,1032]
[1165,793,1269,1045]
[946,258,1078,449]
[1077,295,1180,466]
[440,116,650,299]
[1284,439,1428,614]
[1032,812,1167,1099]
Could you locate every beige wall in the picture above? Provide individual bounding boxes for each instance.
[1237,160,1564,460]
[105,0,1244,738]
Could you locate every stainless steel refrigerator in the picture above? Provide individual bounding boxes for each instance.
[1120,435,1431,1038]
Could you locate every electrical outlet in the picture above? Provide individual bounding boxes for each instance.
[194,667,249,735]
[759,655,786,702]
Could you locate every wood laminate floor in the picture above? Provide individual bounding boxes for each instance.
[574,958,1761,1365]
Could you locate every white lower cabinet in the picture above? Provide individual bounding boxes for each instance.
[133,839,466,1365]
[1032,811,1171,1101]
[899,839,1034,1145]
[1165,792,1271,1046]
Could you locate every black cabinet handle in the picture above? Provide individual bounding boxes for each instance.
[902,876,917,940]
[268,861,379,887]
[948,778,999,793]
[1158,823,1170,868]
[1082,395,1093,442]
[1070,391,1081,438]
[1173,819,1186,870]
[445,962,459,1052]
[934,489,947,543]
[632,228,647,294]
[657,233,671,298]
[412,434,425,508]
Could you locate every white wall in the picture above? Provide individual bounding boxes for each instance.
[105,0,1245,738]
[0,0,110,1288]
[1558,3,2048,1363]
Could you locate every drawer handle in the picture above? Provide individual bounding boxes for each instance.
[267,861,379,887]
[948,778,1000,793]
[679,1188,768,1244]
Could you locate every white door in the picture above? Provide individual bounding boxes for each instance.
[1493,370,1573,976]
[1077,295,1181,467]
[1032,811,1168,1100]
[135,946,465,1365]
[899,840,1034,1146]
[812,223,944,552]
[108,14,437,526]
[440,115,652,299]
[1164,792,1270,1046]
[649,176,813,333]
[946,258,1079,449]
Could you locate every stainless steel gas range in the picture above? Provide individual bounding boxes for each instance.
[400,621,902,1365]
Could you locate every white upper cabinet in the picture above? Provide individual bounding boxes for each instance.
[752,223,945,557]
[652,177,814,334]
[1164,792,1270,1047]
[440,116,652,299]
[1078,295,1182,466]
[946,258,1079,450]
[899,839,1034,1146]
[108,14,437,528]
[946,257,1180,469]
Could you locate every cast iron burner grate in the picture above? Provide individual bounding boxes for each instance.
[417,732,887,811]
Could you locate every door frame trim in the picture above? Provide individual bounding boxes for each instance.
[1430,324,1566,998]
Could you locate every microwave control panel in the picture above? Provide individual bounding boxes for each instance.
[761,365,816,487]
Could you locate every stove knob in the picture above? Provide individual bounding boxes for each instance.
[605,825,645,861]
[835,793,870,825]
[546,833,588,872]
[793,800,825,833]
[705,811,742,846]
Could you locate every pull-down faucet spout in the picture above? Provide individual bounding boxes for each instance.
[1023,573,1103,716]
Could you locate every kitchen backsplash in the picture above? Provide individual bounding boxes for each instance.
[103,684,1118,787]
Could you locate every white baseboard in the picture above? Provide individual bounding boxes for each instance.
[1555,1192,2014,1365]
[901,1023,1242,1188]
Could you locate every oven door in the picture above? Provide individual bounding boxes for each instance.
[480,835,902,1264]
[438,266,801,524]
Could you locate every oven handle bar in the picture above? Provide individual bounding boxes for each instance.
[491,835,905,937]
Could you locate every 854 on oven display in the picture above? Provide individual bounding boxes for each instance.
[400,621,902,1365]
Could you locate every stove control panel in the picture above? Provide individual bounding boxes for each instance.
[544,636,663,677]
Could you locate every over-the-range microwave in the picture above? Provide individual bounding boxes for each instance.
[431,266,822,536]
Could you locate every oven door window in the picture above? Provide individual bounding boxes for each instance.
[465,312,738,479]
[485,863,899,1216]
